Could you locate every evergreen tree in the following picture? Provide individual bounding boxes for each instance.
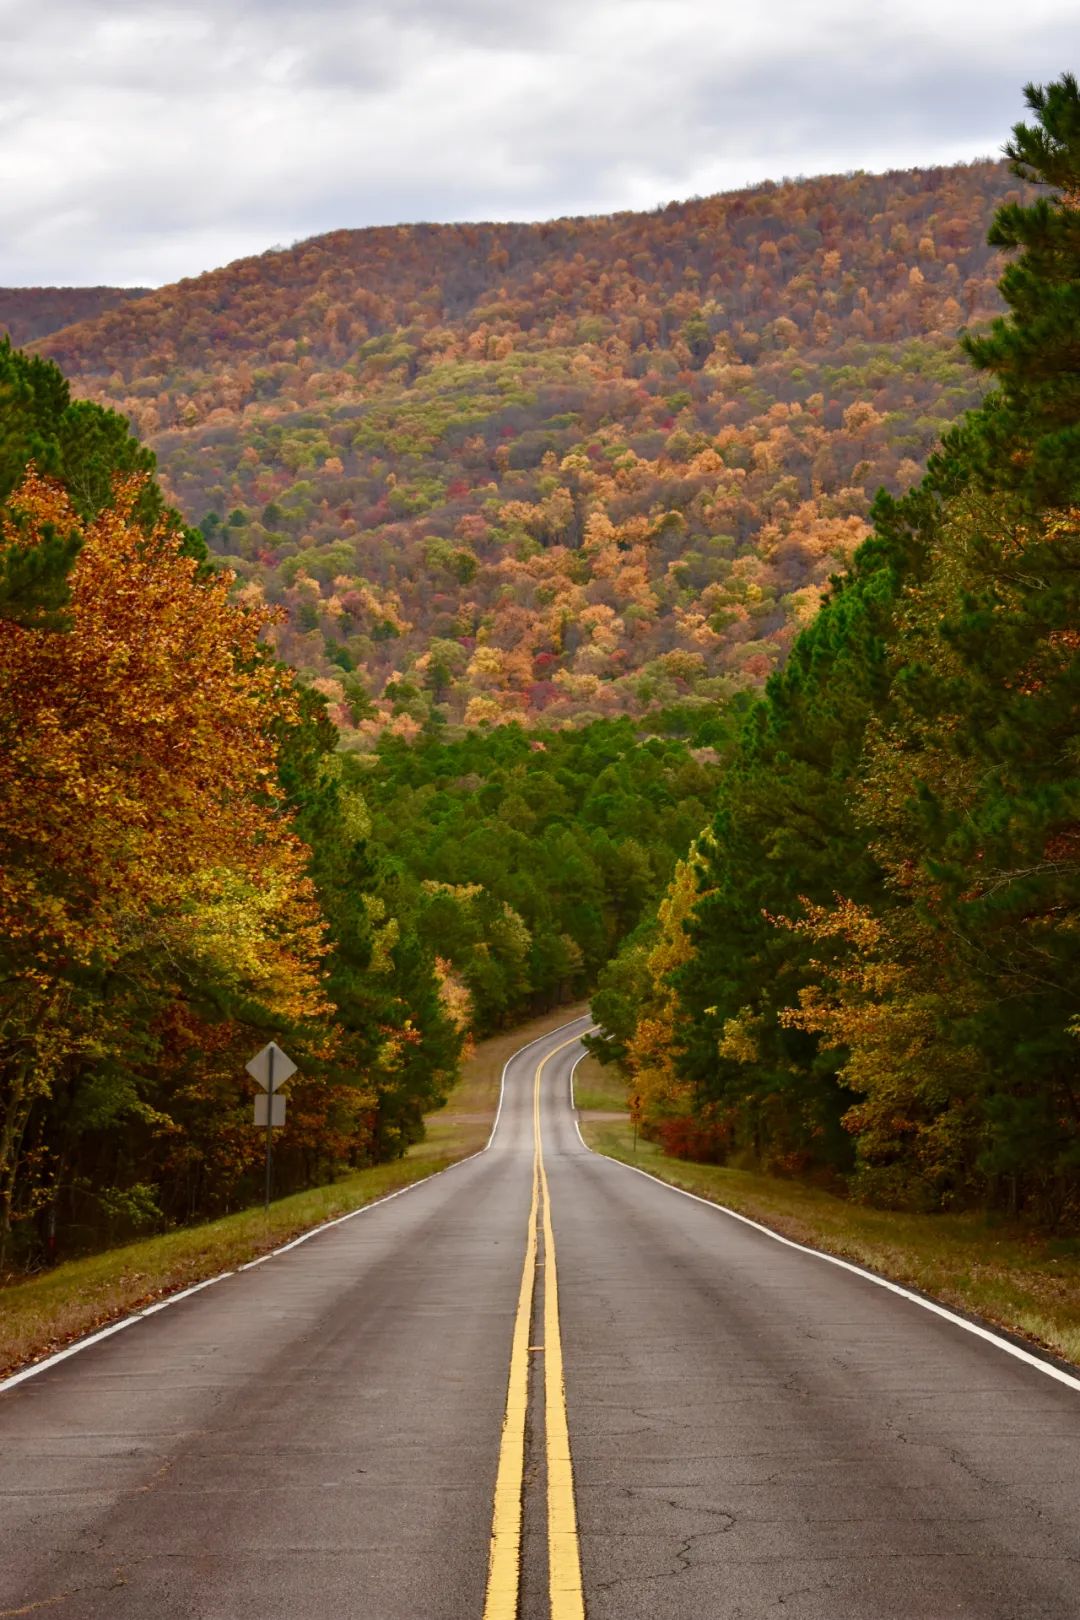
[278,689,462,1157]
[949,74,1080,507]
[0,339,207,628]
[671,485,941,1170]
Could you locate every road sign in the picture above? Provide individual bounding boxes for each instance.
[254,1094,286,1128]
[246,1042,297,1092]
[247,1041,299,1212]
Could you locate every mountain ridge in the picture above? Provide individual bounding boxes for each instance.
[0,286,150,348]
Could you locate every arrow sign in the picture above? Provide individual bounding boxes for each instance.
[254,1094,286,1128]
[245,1041,297,1093]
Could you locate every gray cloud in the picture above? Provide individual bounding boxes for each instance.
[0,0,1075,285]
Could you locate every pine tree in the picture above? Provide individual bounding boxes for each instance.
[0,338,206,630]
[949,74,1080,507]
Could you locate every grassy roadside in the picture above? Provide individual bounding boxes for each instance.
[575,1072,1080,1368]
[0,1002,587,1379]
[570,1053,629,1114]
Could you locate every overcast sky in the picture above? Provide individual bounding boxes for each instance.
[0,0,1075,287]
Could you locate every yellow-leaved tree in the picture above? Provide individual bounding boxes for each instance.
[625,846,709,1151]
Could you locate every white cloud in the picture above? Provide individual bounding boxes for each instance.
[0,0,1075,285]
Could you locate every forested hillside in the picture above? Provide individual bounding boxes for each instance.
[594,76,1080,1228]
[34,162,1020,740]
[0,287,149,348]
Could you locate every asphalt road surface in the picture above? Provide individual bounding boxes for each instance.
[2,1015,1079,1619]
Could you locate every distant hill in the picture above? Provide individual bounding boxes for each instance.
[35,162,1020,742]
[0,286,150,347]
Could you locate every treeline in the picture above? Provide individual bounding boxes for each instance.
[32,162,1021,739]
[594,76,1080,1226]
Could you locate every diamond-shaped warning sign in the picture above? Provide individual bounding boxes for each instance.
[245,1042,297,1092]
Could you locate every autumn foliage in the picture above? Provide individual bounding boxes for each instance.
[0,471,321,991]
[30,161,1023,740]
[0,341,476,1269]
[0,286,150,348]
[0,350,711,1270]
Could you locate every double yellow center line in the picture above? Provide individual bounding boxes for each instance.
[483,1035,586,1620]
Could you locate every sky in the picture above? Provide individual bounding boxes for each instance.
[0,0,1076,288]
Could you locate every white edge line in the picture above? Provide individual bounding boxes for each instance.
[139,1275,232,1312]
[0,1012,593,1397]
[0,1318,139,1392]
[568,1044,593,1110]
[569,1043,1080,1397]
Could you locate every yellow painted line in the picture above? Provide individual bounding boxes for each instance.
[482,1123,539,1618]
[482,1032,588,1620]
[535,1042,587,1620]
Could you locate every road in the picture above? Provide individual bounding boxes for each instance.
[2,1015,1079,1619]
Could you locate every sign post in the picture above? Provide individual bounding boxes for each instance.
[264,1042,274,1214]
[246,1041,297,1213]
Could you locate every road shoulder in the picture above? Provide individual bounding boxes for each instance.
[577,1097,1080,1371]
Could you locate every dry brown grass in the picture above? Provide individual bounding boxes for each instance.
[583,1120,1080,1369]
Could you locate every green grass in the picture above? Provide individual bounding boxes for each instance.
[571,1053,629,1114]
[583,1119,1080,1369]
[0,1003,587,1378]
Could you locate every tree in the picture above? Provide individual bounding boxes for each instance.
[0,338,207,631]
[952,74,1080,508]
[278,690,463,1158]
